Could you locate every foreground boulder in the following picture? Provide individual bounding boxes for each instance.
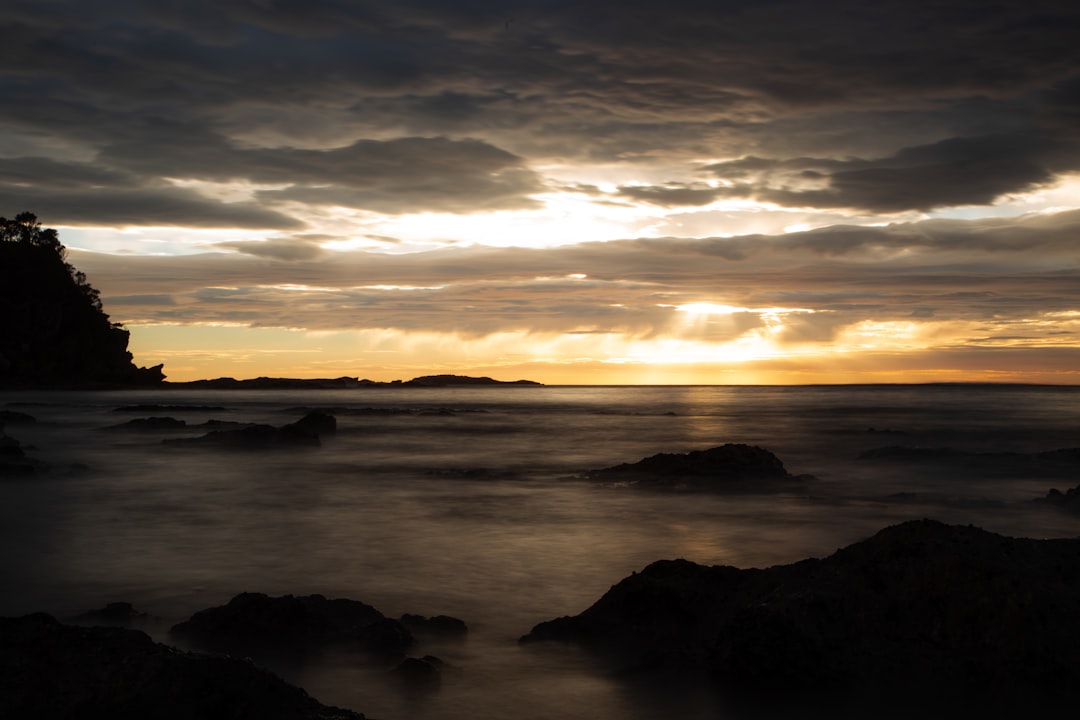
[522,520,1080,714]
[0,613,364,719]
[170,592,412,658]
[583,443,812,490]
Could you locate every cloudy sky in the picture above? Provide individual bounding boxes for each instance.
[4,0,1079,383]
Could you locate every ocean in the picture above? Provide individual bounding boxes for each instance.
[2,384,1079,719]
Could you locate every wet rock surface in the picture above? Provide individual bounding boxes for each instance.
[170,592,413,658]
[0,613,365,719]
[522,519,1080,715]
[583,443,813,490]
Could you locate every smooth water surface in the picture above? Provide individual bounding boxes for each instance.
[2,384,1079,719]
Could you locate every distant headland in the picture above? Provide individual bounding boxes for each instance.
[0,212,165,389]
[167,374,543,390]
[1,212,543,392]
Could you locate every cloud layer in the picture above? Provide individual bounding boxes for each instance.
[4,0,1079,226]
[4,0,1079,380]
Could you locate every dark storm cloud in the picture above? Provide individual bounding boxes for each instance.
[705,135,1077,212]
[0,184,302,229]
[3,0,1078,219]
[0,155,303,228]
[100,134,543,213]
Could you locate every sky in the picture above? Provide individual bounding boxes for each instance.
[3,0,1079,384]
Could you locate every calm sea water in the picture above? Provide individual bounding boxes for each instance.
[2,384,1079,719]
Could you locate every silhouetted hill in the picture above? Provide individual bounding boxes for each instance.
[168,374,542,389]
[402,374,541,387]
[0,212,164,388]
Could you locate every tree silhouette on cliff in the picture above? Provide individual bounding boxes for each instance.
[0,212,164,387]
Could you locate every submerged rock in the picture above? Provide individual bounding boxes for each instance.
[102,416,188,431]
[288,410,337,437]
[0,613,365,719]
[390,656,443,690]
[400,613,468,637]
[583,443,813,490]
[72,601,151,627]
[0,409,36,425]
[0,429,38,476]
[1040,483,1080,511]
[165,411,336,449]
[170,592,412,658]
[522,519,1080,714]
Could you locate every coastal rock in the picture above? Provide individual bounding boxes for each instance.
[165,412,336,449]
[170,592,412,657]
[402,374,541,387]
[169,376,362,390]
[1040,483,1080,511]
[583,443,812,490]
[521,519,1080,713]
[0,213,165,388]
[0,613,365,719]
[400,613,468,637]
[102,416,188,431]
[288,410,337,437]
[72,601,151,627]
[0,429,38,476]
[0,409,36,425]
[390,656,443,689]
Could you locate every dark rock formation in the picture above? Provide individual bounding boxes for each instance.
[171,376,362,390]
[1040,483,1080,511]
[0,428,38,476]
[0,212,164,388]
[102,416,188,432]
[170,592,413,658]
[390,656,443,689]
[72,601,151,627]
[165,412,336,449]
[400,613,468,637]
[583,443,813,490]
[522,519,1080,715]
[165,374,541,389]
[402,374,541,387]
[289,410,337,437]
[0,409,36,425]
[0,613,365,719]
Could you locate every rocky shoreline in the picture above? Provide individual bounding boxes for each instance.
[165,374,543,390]
[5,520,1080,718]
[522,519,1080,716]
